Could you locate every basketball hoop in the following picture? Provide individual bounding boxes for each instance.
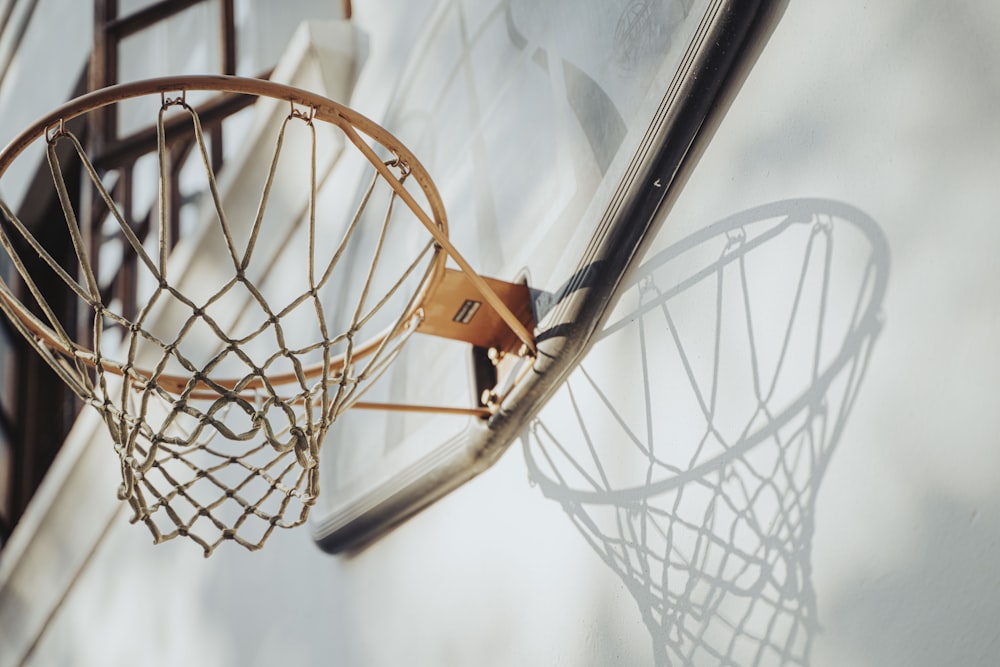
[0,76,535,555]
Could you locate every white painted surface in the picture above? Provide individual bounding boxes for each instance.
[0,0,92,210]
[2,0,1000,666]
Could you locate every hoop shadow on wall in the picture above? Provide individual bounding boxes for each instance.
[523,199,889,666]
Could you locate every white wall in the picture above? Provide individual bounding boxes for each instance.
[3,0,1000,665]
[541,0,1000,663]
[0,0,91,210]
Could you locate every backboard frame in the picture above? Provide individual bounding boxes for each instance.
[312,0,788,553]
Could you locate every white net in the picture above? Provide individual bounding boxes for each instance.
[0,88,444,555]
[524,201,888,664]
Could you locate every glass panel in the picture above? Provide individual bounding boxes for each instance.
[317,0,711,512]
[0,425,10,543]
[117,0,162,14]
[0,310,11,542]
[117,2,221,136]
[233,0,341,76]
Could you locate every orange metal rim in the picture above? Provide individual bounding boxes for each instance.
[0,75,450,397]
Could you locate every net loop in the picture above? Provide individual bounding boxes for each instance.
[387,152,411,178]
[44,118,66,143]
[160,89,187,108]
[287,100,316,123]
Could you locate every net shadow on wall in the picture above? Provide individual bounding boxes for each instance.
[523,199,889,666]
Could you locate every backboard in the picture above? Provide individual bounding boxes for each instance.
[0,0,783,555]
[311,0,784,552]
